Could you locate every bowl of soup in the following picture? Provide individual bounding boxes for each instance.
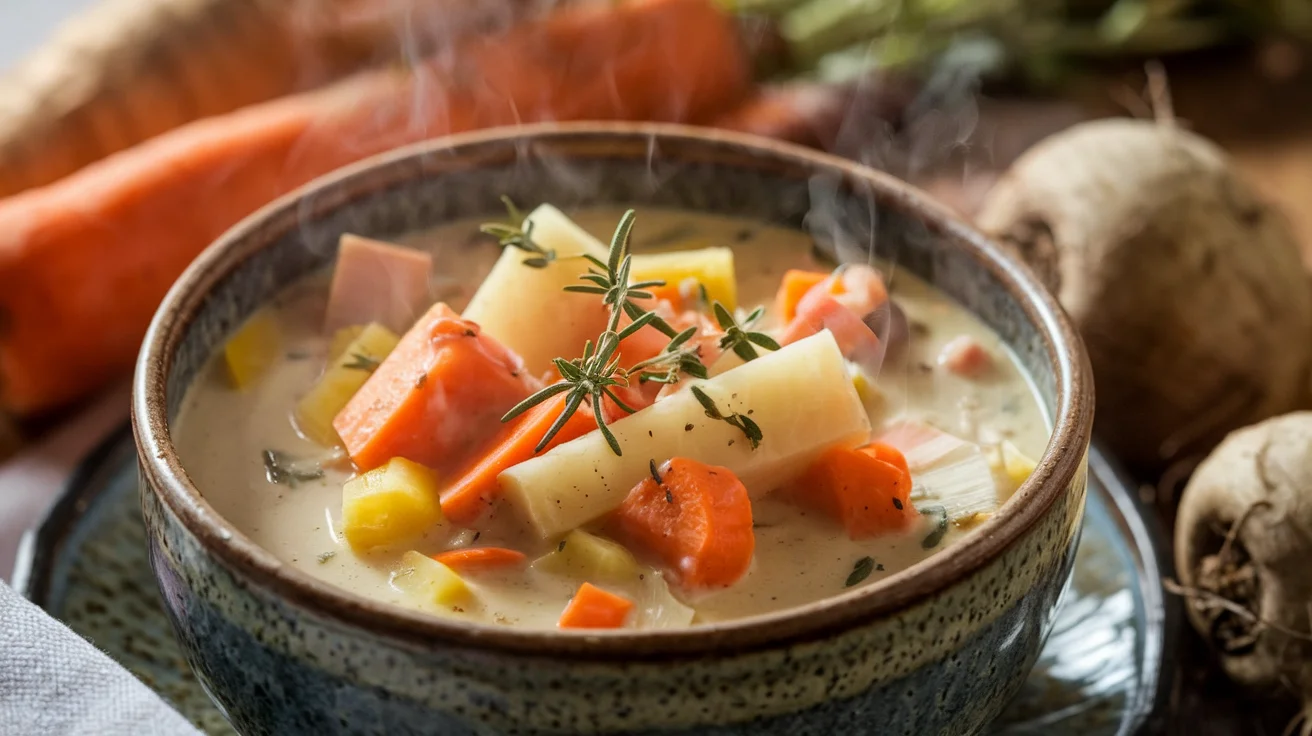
[133,122,1092,735]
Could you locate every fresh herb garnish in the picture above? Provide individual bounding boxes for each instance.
[920,505,950,549]
[557,539,567,552]
[498,210,711,456]
[689,386,762,450]
[712,302,780,363]
[262,450,325,487]
[317,551,337,564]
[846,556,875,587]
[480,196,557,269]
[342,353,380,372]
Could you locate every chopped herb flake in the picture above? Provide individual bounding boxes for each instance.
[558,540,567,552]
[342,353,380,372]
[649,459,663,485]
[689,386,762,450]
[846,556,875,587]
[920,505,950,549]
[892,498,904,510]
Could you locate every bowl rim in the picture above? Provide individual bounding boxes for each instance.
[132,121,1093,659]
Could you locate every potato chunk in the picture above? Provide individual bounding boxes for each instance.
[392,551,471,609]
[629,246,737,311]
[223,311,280,389]
[295,323,400,446]
[532,530,641,582]
[342,458,443,551]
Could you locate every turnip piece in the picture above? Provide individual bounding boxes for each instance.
[1175,412,1312,732]
[461,205,609,377]
[323,235,432,334]
[977,118,1312,474]
[499,330,871,537]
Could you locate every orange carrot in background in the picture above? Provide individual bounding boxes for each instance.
[558,582,634,629]
[614,457,754,589]
[432,547,527,571]
[333,303,538,473]
[788,445,915,538]
[0,0,751,416]
[774,269,837,323]
[440,392,598,525]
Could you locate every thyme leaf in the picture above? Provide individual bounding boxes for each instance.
[713,302,780,363]
[262,449,325,487]
[342,353,380,372]
[846,556,875,587]
[480,196,557,269]
[689,386,762,449]
[920,505,950,549]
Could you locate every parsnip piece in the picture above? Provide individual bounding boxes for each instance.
[630,247,737,310]
[501,331,872,537]
[461,205,609,376]
[295,322,400,446]
[392,551,471,609]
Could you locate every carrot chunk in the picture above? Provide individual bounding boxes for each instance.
[558,583,635,629]
[333,302,537,473]
[789,445,916,539]
[774,269,834,323]
[859,442,911,478]
[440,392,598,525]
[614,457,754,589]
[431,547,527,572]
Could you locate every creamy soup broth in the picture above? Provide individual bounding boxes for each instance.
[175,207,1050,629]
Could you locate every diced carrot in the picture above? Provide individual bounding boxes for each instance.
[440,392,597,525]
[333,302,537,474]
[937,335,992,378]
[614,457,754,588]
[859,442,911,478]
[323,235,432,334]
[789,445,916,539]
[774,269,835,323]
[778,292,879,360]
[558,582,635,629]
[431,547,527,572]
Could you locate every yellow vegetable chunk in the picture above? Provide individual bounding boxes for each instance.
[392,551,471,609]
[987,440,1039,496]
[328,325,366,363]
[630,246,737,311]
[295,323,400,446]
[223,311,280,389]
[342,458,443,551]
[532,530,641,582]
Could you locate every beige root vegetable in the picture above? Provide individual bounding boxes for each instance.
[1174,412,1312,733]
[0,0,547,198]
[976,118,1312,474]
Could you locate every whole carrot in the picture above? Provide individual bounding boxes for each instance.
[0,0,556,199]
[0,0,751,415]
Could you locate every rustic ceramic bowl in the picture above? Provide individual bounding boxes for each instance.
[132,122,1093,736]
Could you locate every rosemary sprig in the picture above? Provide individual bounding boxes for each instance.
[564,210,678,339]
[712,302,781,363]
[689,386,762,450]
[479,196,557,269]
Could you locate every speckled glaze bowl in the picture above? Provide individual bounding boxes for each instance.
[132,123,1094,736]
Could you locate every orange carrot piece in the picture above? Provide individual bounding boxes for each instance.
[431,547,527,572]
[859,442,910,478]
[774,269,832,324]
[333,302,537,473]
[789,446,915,539]
[440,392,598,526]
[778,292,879,359]
[614,457,754,589]
[558,582,635,629]
[0,0,751,415]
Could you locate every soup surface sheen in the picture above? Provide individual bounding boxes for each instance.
[175,208,1050,629]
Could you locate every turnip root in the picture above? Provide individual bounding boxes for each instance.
[976,118,1312,474]
[1175,412,1312,732]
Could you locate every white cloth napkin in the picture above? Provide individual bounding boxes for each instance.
[0,579,202,736]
